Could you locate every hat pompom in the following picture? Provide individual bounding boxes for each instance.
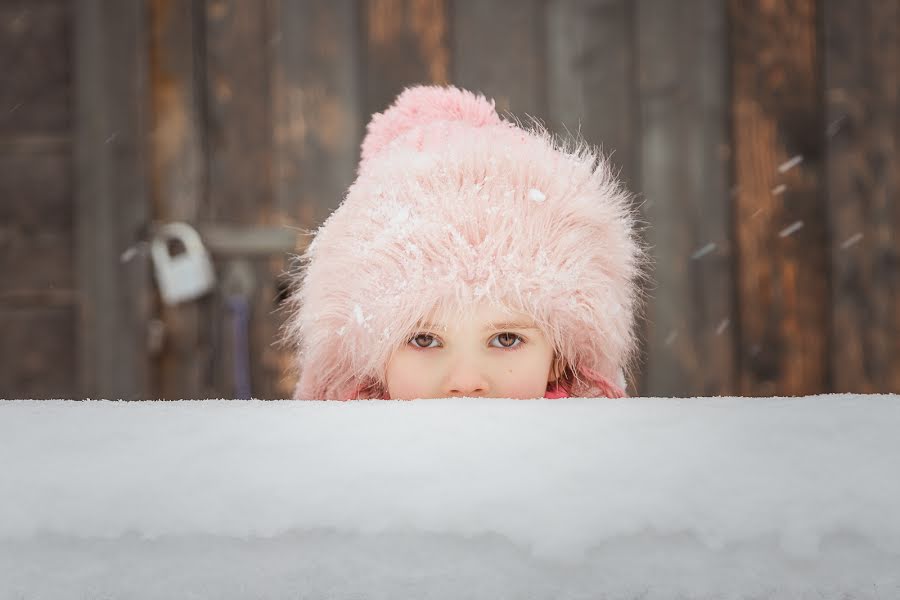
[360,85,502,165]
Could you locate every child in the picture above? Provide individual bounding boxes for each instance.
[284,85,647,400]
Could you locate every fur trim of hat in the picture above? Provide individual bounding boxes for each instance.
[285,85,648,399]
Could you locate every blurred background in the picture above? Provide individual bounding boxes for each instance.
[1,0,897,399]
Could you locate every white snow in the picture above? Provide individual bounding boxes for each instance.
[1,396,899,599]
[528,188,546,203]
[777,155,804,173]
[690,242,716,260]
[841,232,864,249]
[779,220,804,237]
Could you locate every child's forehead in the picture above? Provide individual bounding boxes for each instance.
[416,303,537,331]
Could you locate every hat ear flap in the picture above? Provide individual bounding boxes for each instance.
[577,365,628,398]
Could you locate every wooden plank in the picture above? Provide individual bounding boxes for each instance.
[824,0,900,393]
[635,0,734,397]
[0,1,71,137]
[547,0,637,188]
[271,0,360,228]
[545,0,646,395]
[730,0,829,396]
[453,0,546,123]
[75,0,152,400]
[363,0,450,117]
[0,308,77,399]
[148,0,210,399]
[204,0,280,399]
[0,151,73,292]
[269,1,363,397]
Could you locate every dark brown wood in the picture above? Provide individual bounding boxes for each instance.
[545,0,646,394]
[824,0,900,393]
[0,151,74,294]
[454,0,547,123]
[4,0,890,399]
[0,308,77,399]
[271,0,361,228]
[0,0,77,399]
[636,0,734,397]
[149,0,210,399]
[546,0,637,185]
[363,0,450,117]
[0,1,71,137]
[270,1,362,397]
[730,0,829,396]
[75,0,152,399]
[204,0,281,399]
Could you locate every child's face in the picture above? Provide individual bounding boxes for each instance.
[385,303,557,399]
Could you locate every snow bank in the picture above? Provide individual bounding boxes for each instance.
[1,395,898,599]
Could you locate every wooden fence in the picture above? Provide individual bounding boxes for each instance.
[1,0,897,399]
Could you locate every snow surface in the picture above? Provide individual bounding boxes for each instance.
[1,395,899,599]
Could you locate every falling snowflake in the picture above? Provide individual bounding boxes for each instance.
[840,232,863,249]
[664,331,678,346]
[715,319,730,336]
[691,243,716,260]
[778,221,804,238]
[777,155,804,173]
[827,116,846,137]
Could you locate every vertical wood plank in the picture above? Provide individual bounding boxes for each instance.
[546,0,637,187]
[0,0,76,398]
[636,0,734,397]
[730,0,829,396]
[363,0,450,117]
[204,0,279,398]
[75,0,151,400]
[149,0,210,399]
[271,0,361,396]
[0,1,71,137]
[271,0,360,229]
[0,152,73,293]
[453,0,546,122]
[546,0,647,394]
[824,0,900,393]
[0,308,77,399]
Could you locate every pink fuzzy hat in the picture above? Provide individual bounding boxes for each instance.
[285,85,647,399]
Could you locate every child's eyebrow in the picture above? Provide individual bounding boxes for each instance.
[483,321,538,331]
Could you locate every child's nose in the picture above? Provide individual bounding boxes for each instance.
[443,360,489,397]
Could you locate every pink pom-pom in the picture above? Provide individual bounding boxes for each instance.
[360,85,502,165]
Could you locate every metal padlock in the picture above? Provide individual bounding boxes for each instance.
[151,222,216,305]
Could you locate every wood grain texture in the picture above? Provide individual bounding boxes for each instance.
[0,308,77,398]
[149,0,211,399]
[545,0,646,394]
[204,0,283,399]
[270,0,361,396]
[0,151,73,293]
[637,0,734,396]
[547,0,637,186]
[75,0,152,399]
[363,0,450,117]
[730,0,829,396]
[0,1,71,137]
[454,0,547,122]
[824,0,900,393]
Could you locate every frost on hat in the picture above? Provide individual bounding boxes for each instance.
[284,85,647,400]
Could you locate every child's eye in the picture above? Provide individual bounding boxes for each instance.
[490,332,523,349]
[409,333,441,349]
